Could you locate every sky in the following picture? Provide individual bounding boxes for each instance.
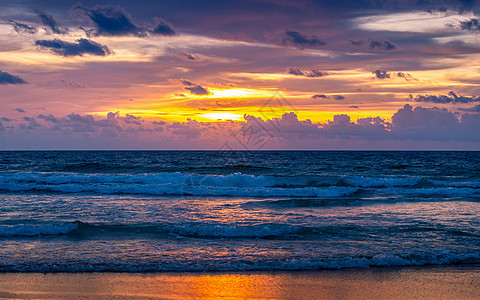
[1,0,480,149]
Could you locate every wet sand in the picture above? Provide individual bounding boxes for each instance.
[0,265,479,299]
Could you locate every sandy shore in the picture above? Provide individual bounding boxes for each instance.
[0,265,479,299]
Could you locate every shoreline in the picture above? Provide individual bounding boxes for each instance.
[1,265,479,299]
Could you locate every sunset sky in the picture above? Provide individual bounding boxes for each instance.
[1,0,480,149]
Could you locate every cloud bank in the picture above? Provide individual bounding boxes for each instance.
[1,104,480,149]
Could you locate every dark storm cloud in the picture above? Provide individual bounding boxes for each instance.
[281,30,326,49]
[35,38,112,57]
[287,67,327,77]
[8,20,37,34]
[185,85,210,95]
[0,70,28,85]
[152,17,175,36]
[460,18,480,31]
[412,91,480,104]
[373,70,390,79]
[312,94,328,99]
[74,4,175,37]
[36,10,68,34]
[74,4,144,36]
[369,40,396,51]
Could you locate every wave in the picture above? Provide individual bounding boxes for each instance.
[0,172,478,198]
[0,172,357,197]
[0,221,309,239]
[160,223,306,238]
[0,223,78,237]
[4,220,477,241]
[1,251,479,272]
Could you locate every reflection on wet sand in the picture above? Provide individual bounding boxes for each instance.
[0,266,480,299]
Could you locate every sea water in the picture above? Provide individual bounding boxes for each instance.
[0,151,479,272]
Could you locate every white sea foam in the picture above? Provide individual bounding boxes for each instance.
[1,250,479,272]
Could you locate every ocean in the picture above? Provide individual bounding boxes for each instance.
[0,151,479,272]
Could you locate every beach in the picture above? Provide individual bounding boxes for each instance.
[1,266,480,299]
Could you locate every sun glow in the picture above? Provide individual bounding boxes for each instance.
[200,112,244,120]
[188,87,277,99]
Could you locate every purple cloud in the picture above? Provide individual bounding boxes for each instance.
[0,70,28,85]
[281,30,326,49]
[412,92,480,104]
[35,39,112,57]
[185,85,210,95]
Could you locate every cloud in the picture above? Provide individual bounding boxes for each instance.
[460,18,480,31]
[312,94,328,99]
[281,30,325,49]
[333,95,345,100]
[37,114,58,123]
[75,4,175,37]
[0,70,28,85]
[350,39,396,51]
[287,67,327,77]
[58,79,87,88]
[185,85,211,95]
[373,70,416,81]
[75,4,143,36]
[182,53,196,60]
[369,40,396,50]
[3,106,480,149]
[412,91,480,104]
[35,38,112,57]
[461,105,480,113]
[348,40,364,46]
[8,20,37,34]
[373,70,390,79]
[396,72,416,81]
[287,67,303,76]
[123,114,143,125]
[391,104,462,140]
[36,10,68,34]
[181,79,194,86]
[152,17,175,36]
[13,108,26,113]
[20,117,41,130]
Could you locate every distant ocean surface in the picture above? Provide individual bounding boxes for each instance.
[1,151,480,272]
